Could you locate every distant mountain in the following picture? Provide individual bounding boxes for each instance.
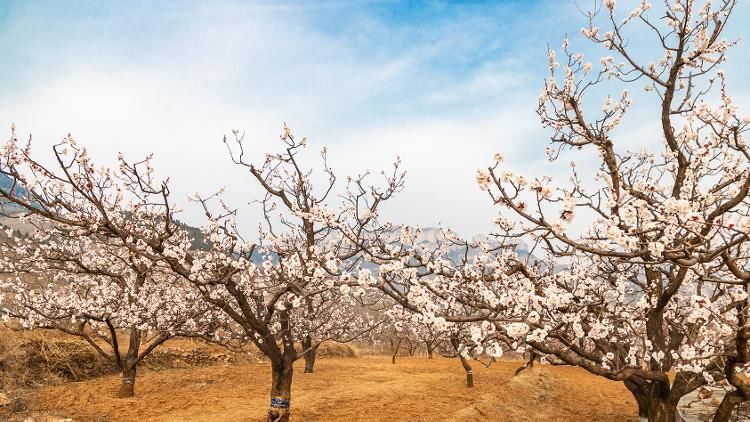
[0,173,27,195]
[172,220,211,251]
[350,226,538,277]
[0,173,32,215]
[0,176,533,266]
[396,226,534,263]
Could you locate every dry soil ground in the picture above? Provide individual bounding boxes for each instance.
[18,357,638,421]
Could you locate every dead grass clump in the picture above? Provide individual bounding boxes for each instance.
[448,369,556,422]
[143,346,254,369]
[142,337,261,368]
[508,366,554,402]
[0,330,114,391]
[317,342,358,358]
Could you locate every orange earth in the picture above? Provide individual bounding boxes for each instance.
[22,357,638,421]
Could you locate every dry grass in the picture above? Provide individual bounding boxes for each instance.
[315,342,358,358]
[1,328,636,421]
[13,357,638,422]
[0,328,115,414]
[140,338,259,370]
[0,329,114,391]
[0,329,261,393]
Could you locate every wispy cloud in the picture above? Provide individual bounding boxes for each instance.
[0,0,748,236]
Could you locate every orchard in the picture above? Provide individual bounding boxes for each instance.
[0,1,748,421]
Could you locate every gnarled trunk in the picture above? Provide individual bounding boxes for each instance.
[712,355,749,421]
[641,396,678,422]
[268,358,294,422]
[116,329,141,398]
[713,294,750,422]
[625,379,681,422]
[712,391,745,422]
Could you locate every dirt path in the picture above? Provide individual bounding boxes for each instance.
[23,357,638,421]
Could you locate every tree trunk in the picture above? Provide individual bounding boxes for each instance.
[390,337,401,364]
[458,354,474,388]
[713,295,749,422]
[514,351,538,377]
[426,344,434,359]
[642,396,678,422]
[449,334,473,387]
[267,358,294,422]
[116,329,141,398]
[117,364,137,398]
[712,391,745,422]
[625,379,681,422]
[713,355,749,422]
[302,339,318,374]
[303,349,317,373]
[405,341,418,356]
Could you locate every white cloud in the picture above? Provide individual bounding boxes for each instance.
[1,0,749,237]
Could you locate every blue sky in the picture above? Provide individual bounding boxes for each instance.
[1,0,749,235]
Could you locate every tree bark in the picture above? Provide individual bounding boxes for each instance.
[514,351,538,377]
[405,340,418,356]
[712,355,749,422]
[116,329,141,398]
[426,343,434,359]
[303,349,317,373]
[458,354,474,388]
[390,337,401,364]
[302,337,318,374]
[267,358,294,422]
[712,391,745,422]
[117,365,137,398]
[625,379,681,422]
[712,287,750,422]
[449,334,473,387]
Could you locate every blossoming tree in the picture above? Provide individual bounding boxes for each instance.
[151,126,405,421]
[0,228,219,397]
[377,226,508,385]
[705,246,750,419]
[470,0,749,420]
[0,125,403,419]
[0,132,221,397]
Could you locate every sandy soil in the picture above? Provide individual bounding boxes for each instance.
[22,357,638,421]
